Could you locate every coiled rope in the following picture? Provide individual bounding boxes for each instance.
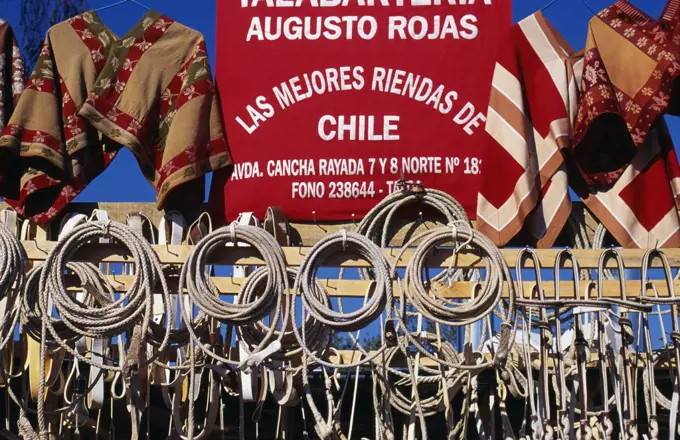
[0,217,26,352]
[179,223,289,366]
[291,230,393,439]
[394,222,515,370]
[356,186,469,247]
[35,220,172,438]
[177,223,289,440]
[238,267,330,362]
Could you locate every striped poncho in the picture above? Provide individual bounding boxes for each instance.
[478,10,680,249]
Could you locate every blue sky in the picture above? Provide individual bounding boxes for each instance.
[0,0,676,203]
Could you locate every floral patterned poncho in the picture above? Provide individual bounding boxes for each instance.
[0,10,231,224]
[573,0,680,186]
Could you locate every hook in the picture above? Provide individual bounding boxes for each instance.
[555,248,580,301]
[165,242,178,257]
[34,238,47,255]
[597,249,627,301]
[312,211,327,233]
[515,247,546,302]
[641,249,676,304]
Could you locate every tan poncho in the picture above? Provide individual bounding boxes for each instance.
[0,10,231,224]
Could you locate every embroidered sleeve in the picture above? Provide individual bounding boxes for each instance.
[0,34,68,201]
[154,39,231,209]
[0,25,105,224]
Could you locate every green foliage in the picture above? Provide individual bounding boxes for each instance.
[19,0,88,69]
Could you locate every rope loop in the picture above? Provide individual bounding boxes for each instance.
[179,222,288,368]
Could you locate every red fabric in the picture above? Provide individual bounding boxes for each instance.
[210,2,512,222]
[477,12,576,247]
[573,0,680,186]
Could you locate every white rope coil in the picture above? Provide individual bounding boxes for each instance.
[392,223,516,371]
[356,187,469,247]
[0,219,26,352]
[237,267,330,362]
[38,220,170,363]
[292,230,393,355]
[402,223,513,325]
[290,230,394,440]
[179,222,288,366]
[22,262,112,342]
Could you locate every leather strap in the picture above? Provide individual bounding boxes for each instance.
[56,213,110,412]
[21,219,55,402]
[158,212,186,377]
[57,213,88,355]
[0,208,18,237]
[187,212,214,278]
[671,376,680,439]
[24,338,64,402]
[238,339,258,403]
[172,360,221,440]
[263,207,301,409]
[20,219,48,242]
[263,206,290,246]
[75,211,111,411]
[187,212,212,245]
[125,213,156,275]
[157,212,185,327]
[20,219,48,272]
[268,368,299,407]
[156,212,188,411]
[125,213,162,397]
[231,213,261,403]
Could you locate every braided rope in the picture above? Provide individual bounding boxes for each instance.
[238,267,330,362]
[0,220,26,353]
[290,230,393,439]
[179,223,289,367]
[392,223,516,370]
[35,220,171,438]
[356,187,469,247]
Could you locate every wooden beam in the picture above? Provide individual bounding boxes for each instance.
[24,241,680,269]
[89,275,678,299]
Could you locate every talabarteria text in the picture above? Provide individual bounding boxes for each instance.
[241,0,493,6]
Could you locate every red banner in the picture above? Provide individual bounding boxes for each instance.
[211,0,512,221]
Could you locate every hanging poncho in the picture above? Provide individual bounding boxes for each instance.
[476,12,579,248]
[573,0,680,186]
[0,10,231,224]
[574,120,680,248]
[0,18,25,131]
[478,9,680,249]
[0,18,26,197]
